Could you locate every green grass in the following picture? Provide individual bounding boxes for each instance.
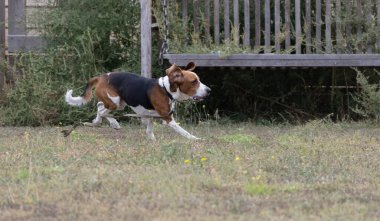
[1,121,380,220]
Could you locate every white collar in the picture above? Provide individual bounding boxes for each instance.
[159,76,172,94]
[158,76,190,101]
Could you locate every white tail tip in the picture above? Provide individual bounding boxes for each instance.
[65,89,85,106]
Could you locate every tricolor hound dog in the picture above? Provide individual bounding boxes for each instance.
[65,62,211,140]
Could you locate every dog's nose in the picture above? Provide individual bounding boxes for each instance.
[206,87,211,95]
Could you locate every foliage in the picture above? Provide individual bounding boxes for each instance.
[1,0,140,125]
[352,69,380,121]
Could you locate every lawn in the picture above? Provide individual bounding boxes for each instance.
[0,121,379,220]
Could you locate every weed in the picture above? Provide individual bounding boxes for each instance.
[244,183,275,196]
[220,133,261,145]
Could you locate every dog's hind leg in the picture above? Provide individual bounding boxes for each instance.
[141,117,155,140]
[105,116,121,130]
[84,102,121,129]
[84,102,108,127]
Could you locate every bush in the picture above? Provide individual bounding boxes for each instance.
[352,69,380,121]
[1,0,141,125]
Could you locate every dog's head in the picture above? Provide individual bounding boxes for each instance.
[166,62,211,102]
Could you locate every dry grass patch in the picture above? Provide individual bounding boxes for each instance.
[0,121,379,220]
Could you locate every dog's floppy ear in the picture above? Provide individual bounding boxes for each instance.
[166,64,183,92]
[184,62,196,71]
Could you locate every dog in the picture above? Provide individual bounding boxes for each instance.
[65,62,211,140]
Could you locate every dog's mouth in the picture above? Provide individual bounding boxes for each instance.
[192,96,206,102]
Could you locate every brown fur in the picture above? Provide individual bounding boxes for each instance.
[82,74,120,110]
[149,84,172,123]
[178,70,199,96]
[166,64,199,96]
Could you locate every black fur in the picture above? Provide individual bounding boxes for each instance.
[108,73,157,110]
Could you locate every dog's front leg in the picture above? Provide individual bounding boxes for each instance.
[167,119,199,140]
[141,118,156,140]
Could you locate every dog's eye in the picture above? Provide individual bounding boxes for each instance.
[192,79,198,85]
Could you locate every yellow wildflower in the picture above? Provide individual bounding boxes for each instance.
[201,157,207,162]
[184,159,191,164]
[235,156,240,161]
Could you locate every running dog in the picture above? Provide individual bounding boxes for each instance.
[65,62,211,140]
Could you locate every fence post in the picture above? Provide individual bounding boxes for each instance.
[9,0,26,35]
[140,0,152,78]
[0,0,5,93]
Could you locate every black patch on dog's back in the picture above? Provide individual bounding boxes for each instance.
[108,73,157,110]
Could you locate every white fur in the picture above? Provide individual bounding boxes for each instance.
[65,90,86,106]
[195,82,210,98]
[130,105,160,117]
[84,102,121,129]
[107,92,121,107]
[168,120,199,140]
[142,118,155,140]
[159,76,191,101]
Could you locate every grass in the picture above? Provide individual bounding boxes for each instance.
[0,120,380,220]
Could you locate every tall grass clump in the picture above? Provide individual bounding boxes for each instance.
[0,0,140,125]
[352,69,380,122]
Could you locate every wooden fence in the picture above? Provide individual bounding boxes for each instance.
[164,0,380,67]
[0,0,46,92]
[1,0,45,53]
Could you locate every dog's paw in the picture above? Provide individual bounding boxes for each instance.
[84,122,98,127]
[110,122,121,130]
[189,135,200,140]
[147,133,156,141]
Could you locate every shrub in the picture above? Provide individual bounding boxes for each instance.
[352,69,380,121]
[1,0,140,125]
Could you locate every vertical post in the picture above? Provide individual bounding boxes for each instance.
[325,0,332,53]
[316,0,322,53]
[141,0,151,78]
[377,0,380,52]
[193,0,199,33]
[8,0,26,81]
[274,0,280,53]
[182,0,188,32]
[336,0,342,53]
[9,0,26,35]
[0,0,5,92]
[254,0,261,50]
[205,0,210,44]
[346,0,352,53]
[285,0,291,50]
[233,0,239,44]
[182,0,188,24]
[214,0,220,45]
[366,0,373,53]
[224,0,230,41]
[182,0,188,44]
[305,0,311,53]
[356,0,362,53]
[264,0,270,53]
[243,0,250,47]
[295,0,301,54]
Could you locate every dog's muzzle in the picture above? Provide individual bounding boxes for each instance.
[192,86,211,102]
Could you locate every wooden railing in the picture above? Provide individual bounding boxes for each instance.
[179,0,380,53]
[0,0,47,92]
[5,0,45,53]
[164,0,380,67]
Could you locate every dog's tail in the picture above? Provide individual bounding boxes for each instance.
[65,76,99,107]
